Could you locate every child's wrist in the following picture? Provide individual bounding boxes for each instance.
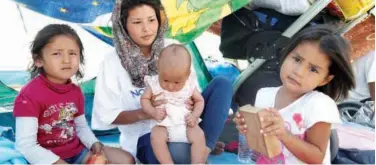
[141,107,153,115]
[280,131,291,143]
[191,113,200,119]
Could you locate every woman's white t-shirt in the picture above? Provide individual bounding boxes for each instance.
[254,87,341,164]
[91,51,155,157]
[91,39,180,157]
[347,51,375,101]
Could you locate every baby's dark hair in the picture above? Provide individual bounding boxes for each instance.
[120,0,164,33]
[29,24,85,79]
[280,25,355,101]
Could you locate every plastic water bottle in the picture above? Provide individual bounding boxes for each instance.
[238,133,252,163]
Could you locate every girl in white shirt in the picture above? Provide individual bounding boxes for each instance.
[234,25,355,164]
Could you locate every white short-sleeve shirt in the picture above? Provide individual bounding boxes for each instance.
[253,87,342,164]
[91,51,155,157]
[347,51,375,101]
[91,39,181,158]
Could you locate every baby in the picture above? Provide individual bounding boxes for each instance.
[141,44,206,164]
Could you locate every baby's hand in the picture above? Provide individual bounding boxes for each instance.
[185,113,199,128]
[153,107,167,122]
[184,97,194,111]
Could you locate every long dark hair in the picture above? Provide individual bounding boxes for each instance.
[29,24,85,80]
[280,25,355,101]
[120,0,164,33]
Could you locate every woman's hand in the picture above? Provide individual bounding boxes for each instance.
[150,93,167,121]
[151,93,167,108]
[152,108,167,121]
[233,111,247,134]
[260,108,288,140]
[54,159,69,164]
[185,97,194,111]
[185,113,199,128]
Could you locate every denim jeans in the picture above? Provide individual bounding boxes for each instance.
[137,76,233,164]
[333,148,375,164]
[64,147,89,164]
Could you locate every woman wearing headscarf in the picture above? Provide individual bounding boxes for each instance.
[91,0,233,163]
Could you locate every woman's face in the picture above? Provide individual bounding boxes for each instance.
[126,5,159,48]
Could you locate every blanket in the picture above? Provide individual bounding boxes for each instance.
[0,127,27,164]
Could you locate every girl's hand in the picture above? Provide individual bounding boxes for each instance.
[151,93,167,108]
[185,113,198,128]
[86,153,108,164]
[185,97,194,111]
[233,112,247,134]
[260,108,288,140]
[54,159,69,164]
[91,142,104,155]
[89,142,108,164]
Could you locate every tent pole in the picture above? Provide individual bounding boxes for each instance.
[16,4,27,34]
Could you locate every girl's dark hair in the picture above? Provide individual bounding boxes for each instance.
[29,24,85,79]
[280,25,355,101]
[120,0,164,32]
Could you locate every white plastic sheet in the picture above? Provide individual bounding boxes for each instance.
[247,0,313,16]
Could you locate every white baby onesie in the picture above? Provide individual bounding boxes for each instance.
[144,72,199,142]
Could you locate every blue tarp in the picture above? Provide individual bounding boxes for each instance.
[12,0,113,23]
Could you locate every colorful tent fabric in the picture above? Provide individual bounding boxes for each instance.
[161,0,249,43]
[12,0,114,23]
[0,81,18,107]
[82,26,113,46]
[12,0,249,43]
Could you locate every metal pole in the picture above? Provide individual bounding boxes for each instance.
[232,0,333,95]
[16,4,28,33]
